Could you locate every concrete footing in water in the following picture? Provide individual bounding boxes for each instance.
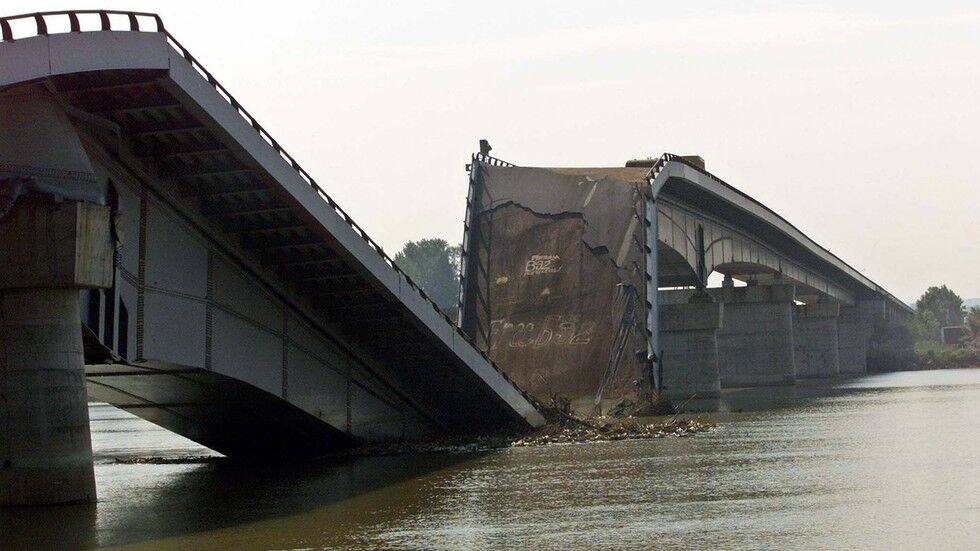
[0,201,112,506]
[793,302,841,379]
[712,284,797,387]
[659,298,723,400]
[838,304,875,375]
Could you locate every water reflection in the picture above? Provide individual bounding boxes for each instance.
[2,370,978,550]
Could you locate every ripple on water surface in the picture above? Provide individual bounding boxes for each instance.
[1,369,977,550]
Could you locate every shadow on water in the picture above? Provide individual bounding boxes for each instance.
[679,379,842,414]
[1,450,481,550]
[0,502,99,550]
[681,371,973,414]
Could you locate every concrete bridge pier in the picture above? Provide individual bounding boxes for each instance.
[713,282,797,387]
[837,300,886,376]
[0,201,113,506]
[659,295,723,400]
[793,302,841,378]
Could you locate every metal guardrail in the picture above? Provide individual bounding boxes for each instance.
[457,151,519,324]
[471,152,516,168]
[0,10,544,404]
[0,10,164,41]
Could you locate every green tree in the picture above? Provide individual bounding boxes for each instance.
[907,309,941,343]
[966,307,980,337]
[915,285,965,327]
[394,238,461,317]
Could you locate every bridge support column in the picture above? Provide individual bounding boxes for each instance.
[862,299,914,372]
[713,283,796,387]
[793,302,840,378]
[0,200,112,506]
[659,296,722,400]
[838,304,875,376]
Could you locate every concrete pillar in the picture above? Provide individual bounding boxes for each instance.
[0,201,112,506]
[793,302,840,378]
[660,299,722,399]
[712,284,796,387]
[837,300,882,376]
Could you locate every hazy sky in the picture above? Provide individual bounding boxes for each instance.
[9,1,979,300]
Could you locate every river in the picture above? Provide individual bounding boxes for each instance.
[2,369,977,550]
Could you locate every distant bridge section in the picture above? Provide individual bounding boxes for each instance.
[459,151,912,413]
[644,156,910,311]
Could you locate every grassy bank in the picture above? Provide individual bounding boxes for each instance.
[914,338,980,369]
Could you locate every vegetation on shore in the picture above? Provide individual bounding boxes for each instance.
[914,338,980,369]
[907,285,980,369]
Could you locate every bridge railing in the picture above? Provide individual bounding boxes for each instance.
[0,11,164,41]
[0,10,542,407]
[470,152,517,169]
[458,151,519,325]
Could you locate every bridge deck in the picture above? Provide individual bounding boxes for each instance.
[0,12,544,452]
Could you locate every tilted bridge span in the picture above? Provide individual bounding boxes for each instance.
[0,11,542,506]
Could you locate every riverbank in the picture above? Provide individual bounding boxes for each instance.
[913,337,980,370]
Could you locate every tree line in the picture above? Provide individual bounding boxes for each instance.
[910,285,980,343]
[394,238,461,319]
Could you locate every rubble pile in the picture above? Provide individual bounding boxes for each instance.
[344,416,714,457]
[512,417,713,447]
[108,416,716,464]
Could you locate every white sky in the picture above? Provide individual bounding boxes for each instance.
[8,1,979,300]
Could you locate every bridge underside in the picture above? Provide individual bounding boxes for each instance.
[86,362,358,457]
[26,59,535,433]
[18,62,531,436]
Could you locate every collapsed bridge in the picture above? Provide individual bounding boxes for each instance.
[460,152,913,414]
[0,11,542,507]
[0,9,915,509]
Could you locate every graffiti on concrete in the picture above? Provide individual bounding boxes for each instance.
[523,254,562,276]
[489,314,595,350]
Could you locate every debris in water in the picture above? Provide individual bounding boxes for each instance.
[333,415,713,458]
[107,413,715,464]
[511,417,712,447]
[112,456,222,465]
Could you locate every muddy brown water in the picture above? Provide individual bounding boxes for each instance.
[2,369,978,550]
